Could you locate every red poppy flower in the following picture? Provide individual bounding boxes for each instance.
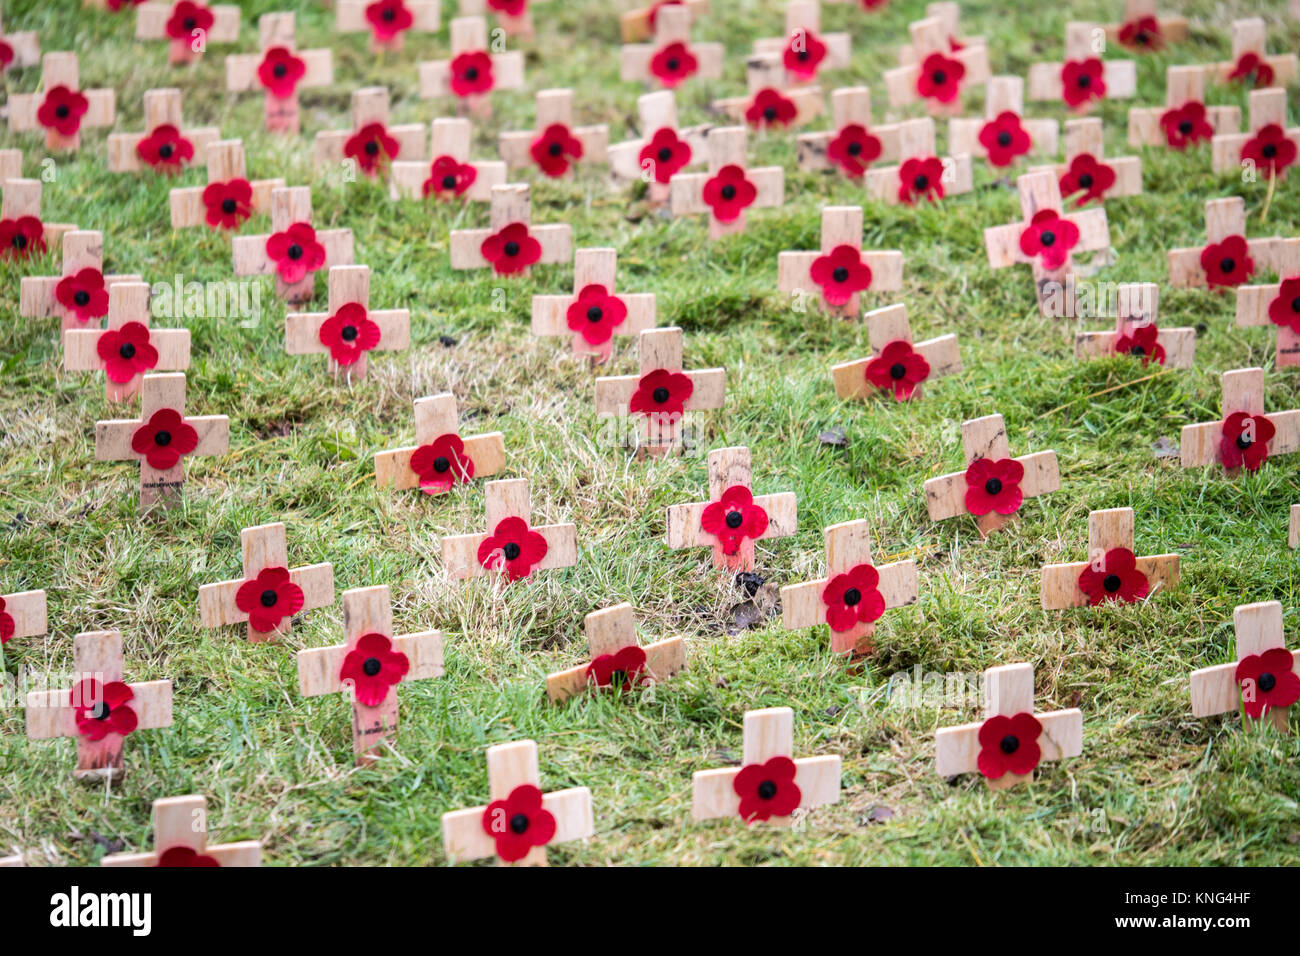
[71,678,138,742]
[530,123,583,178]
[783,29,827,80]
[586,645,648,691]
[481,784,556,863]
[1159,101,1213,150]
[55,268,110,324]
[0,41,14,72]
[157,847,220,867]
[978,110,1032,167]
[649,41,698,88]
[136,124,195,172]
[1267,277,1300,334]
[165,1,214,41]
[963,457,1024,516]
[365,0,413,43]
[1058,152,1116,207]
[700,485,769,556]
[1018,209,1080,270]
[864,339,930,400]
[339,632,410,707]
[487,0,527,14]
[410,433,474,493]
[37,86,89,137]
[0,216,45,259]
[1200,235,1255,290]
[638,127,691,184]
[234,566,305,634]
[1114,322,1165,366]
[826,123,881,178]
[344,122,400,176]
[480,222,541,275]
[565,283,628,346]
[1241,124,1296,179]
[131,408,199,470]
[96,321,159,383]
[477,515,549,579]
[1118,15,1162,51]
[1235,648,1300,719]
[734,756,801,823]
[976,713,1042,778]
[1061,57,1106,109]
[257,47,306,99]
[449,51,494,97]
[1228,51,1274,89]
[265,222,326,285]
[897,156,945,204]
[0,597,14,644]
[629,368,693,419]
[1220,410,1276,471]
[916,52,964,104]
[821,563,885,633]
[809,244,872,307]
[318,302,382,366]
[744,88,797,129]
[702,164,756,223]
[1077,547,1150,605]
[202,178,253,230]
[423,155,476,199]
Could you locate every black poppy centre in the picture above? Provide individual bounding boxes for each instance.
[362,657,382,677]
[222,198,238,214]
[259,588,279,608]
[1039,230,1056,247]
[365,140,380,156]
[720,184,736,200]
[12,233,26,250]
[502,542,522,561]
[984,477,1002,496]
[1103,573,1122,593]
[665,57,680,72]
[548,141,564,157]
[651,386,670,404]
[1220,257,1236,274]
[441,174,458,190]
[1178,119,1193,135]
[586,306,603,322]
[158,143,175,160]
[1258,671,1277,692]
[503,241,520,257]
[763,106,778,121]
[340,324,359,342]
[154,430,173,447]
[1078,173,1094,189]
[1262,143,1277,159]
[1236,429,1254,450]
[756,780,778,800]
[464,66,479,81]
[997,131,1012,147]
[432,456,451,473]
[725,510,744,529]
[1077,74,1091,88]
[286,243,304,260]
[55,104,70,119]
[1130,344,1145,356]
[273,63,288,79]
[657,146,673,162]
[74,290,90,306]
[912,174,929,191]
[381,7,397,21]
[889,362,907,380]
[118,342,137,360]
[842,587,862,606]
[509,813,530,834]
[846,141,862,156]
[91,701,113,721]
[999,734,1019,754]
[931,69,947,85]
[832,267,849,283]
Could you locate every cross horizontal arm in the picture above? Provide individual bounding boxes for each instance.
[665,492,797,550]
[831,334,961,400]
[669,167,784,217]
[226,49,333,93]
[692,755,840,821]
[781,558,917,630]
[935,708,1082,776]
[297,630,445,698]
[375,433,506,490]
[450,224,572,269]
[1181,411,1300,467]
[546,636,686,702]
[418,51,525,98]
[441,523,578,579]
[441,786,593,863]
[924,450,1058,521]
[1040,555,1180,609]
[26,680,173,739]
[594,368,726,415]
[197,562,334,628]
[94,415,229,463]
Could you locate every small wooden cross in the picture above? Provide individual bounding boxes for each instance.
[169,139,285,230]
[285,265,410,379]
[692,707,840,825]
[390,117,506,202]
[374,392,506,494]
[669,126,784,240]
[594,326,725,457]
[0,587,46,651]
[924,413,1059,537]
[948,76,1059,168]
[608,90,710,201]
[935,663,1082,789]
[830,302,961,402]
[441,478,578,581]
[619,2,722,89]
[780,520,917,656]
[863,117,973,206]
[418,15,525,119]
[498,89,609,177]
[796,86,902,178]
[441,739,594,865]
[25,630,173,782]
[297,584,444,766]
[0,177,76,263]
[1040,507,1179,610]
[232,186,355,303]
[1026,21,1137,113]
[135,1,240,65]
[1211,88,1299,176]
[620,0,708,42]
[1167,197,1279,290]
[1030,117,1142,206]
[893,2,983,64]
[1127,65,1239,149]
[546,603,686,702]
[336,0,440,51]
[64,281,191,402]
[1180,367,1300,473]
[102,795,262,867]
[1205,17,1297,88]
[107,88,219,174]
[197,522,335,643]
[778,205,903,318]
[449,182,572,275]
[883,11,990,116]
[532,247,657,362]
[224,12,333,134]
[666,445,797,571]
[1236,237,1300,367]
[751,0,850,86]
[313,86,427,178]
[19,229,142,335]
[7,52,115,152]
[1075,282,1195,369]
[1191,601,1299,734]
[0,11,41,73]
[713,56,824,130]
[94,372,230,509]
[1101,0,1188,50]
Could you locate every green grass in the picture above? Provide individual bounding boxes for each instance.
[1,0,1299,866]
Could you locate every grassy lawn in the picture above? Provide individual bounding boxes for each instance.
[1,0,1299,866]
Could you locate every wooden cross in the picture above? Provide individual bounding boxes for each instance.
[935,663,1082,789]
[713,56,823,130]
[313,86,427,178]
[1030,117,1142,206]
[546,603,686,702]
[169,139,285,230]
[594,326,725,457]
[0,587,46,651]
[924,413,1059,537]
[1206,17,1296,87]
[285,265,410,380]
[0,178,75,267]
[883,11,990,116]
[1026,21,1137,113]
[390,117,506,202]
[418,15,525,119]
[1211,88,1299,176]
[948,76,1059,167]
[751,0,850,86]
[666,445,796,571]
[1075,282,1195,368]
[107,88,219,174]
[102,795,262,867]
[336,0,440,51]
[780,520,917,656]
[1127,65,1239,149]
[620,2,722,89]
[1101,0,1188,50]
[374,392,506,494]
[94,372,230,509]
[620,0,708,42]
[669,126,784,240]
[64,281,191,402]
[893,2,983,65]
[1191,601,1299,734]
[232,186,355,303]
[297,585,444,765]
[224,12,333,134]
[449,183,572,274]
[441,739,594,865]
[7,52,115,152]
[197,522,335,643]
[1180,367,1300,473]
[863,117,973,206]
[25,630,173,782]
[608,90,710,207]
[692,707,840,825]
[1167,197,1279,290]
[1040,507,1179,610]
[19,230,142,335]
[532,248,657,362]
[1236,237,1300,367]
[830,302,961,402]
[497,89,608,177]
[797,86,901,177]
[135,1,240,65]
[0,11,41,73]
[778,206,903,318]
[441,478,578,581]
